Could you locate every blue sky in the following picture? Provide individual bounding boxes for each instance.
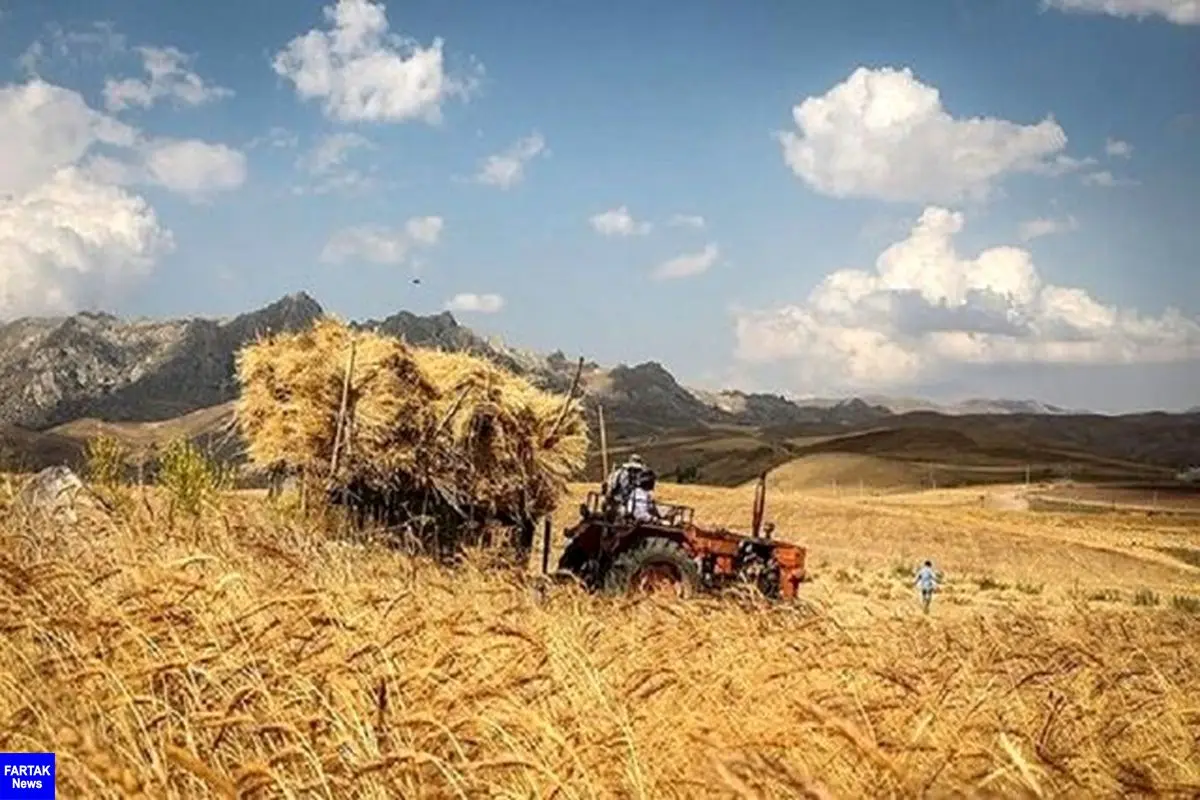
[0,0,1197,411]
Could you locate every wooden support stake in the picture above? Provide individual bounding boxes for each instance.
[541,516,552,575]
[598,404,609,481]
[329,337,358,483]
[545,356,586,444]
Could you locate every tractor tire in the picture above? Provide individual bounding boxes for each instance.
[603,537,700,598]
[556,542,600,591]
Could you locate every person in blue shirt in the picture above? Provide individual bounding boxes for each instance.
[915,560,939,613]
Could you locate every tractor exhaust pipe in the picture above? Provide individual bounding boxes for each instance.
[751,472,767,538]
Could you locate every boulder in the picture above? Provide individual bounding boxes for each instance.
[19,465,85,523]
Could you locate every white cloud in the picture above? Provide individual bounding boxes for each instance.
[140,139,247,201]
[296,132,374,194]
[1043,0,1199,24]
[445,293,504,313]
[589,205,651,237]
[17,21,127,75]
[1105,137,1133,158]
[734,207,1199,392]
[320,215,444,265]
[0,76,246,317]
[474,132,546,189]
[652,243,720,280]
[249,127,300,150]
[103,46,233,112]
[0,79,137,195]
[1082,170,1137,187]
[669,214,706,229]
[0,168,173,318]
[272,0,479,124]
[1018,215,1078,241]
[405,215,443,245]
[776,66,1072,203]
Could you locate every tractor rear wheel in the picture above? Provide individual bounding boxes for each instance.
[603,537,700,598]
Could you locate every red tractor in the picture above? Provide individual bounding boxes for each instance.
[552,474,807,599]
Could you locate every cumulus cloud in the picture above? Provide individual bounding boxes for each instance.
[776,66,1073,203]
[734,207,1200,392]
[445,293,504,313]
[0,168,173,318]
[249,127,300,150]
[17,21,127,74]
[652,243,720,280]
[103,46,233,111]
[589,206,651,237]
[296,132,374,194]
[1082,170,1137,187]
[669,214,706,229]
[0,80,137,195]
[1105,137,1133,158]
[474,132,546,189]
[273,0,479,124]
[1018,215,1078,241]
[140,139,247,200]
[320,215,444,265]
[0,76,245,318]
[404,215,444,245]
[1043,0,1199,24]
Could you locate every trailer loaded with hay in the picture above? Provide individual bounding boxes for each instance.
[234,318,589,561]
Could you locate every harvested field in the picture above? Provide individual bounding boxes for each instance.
[0,481,1198,798]
[1032,483,1200,514]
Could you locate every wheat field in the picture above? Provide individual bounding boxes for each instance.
[1,479,1198,799]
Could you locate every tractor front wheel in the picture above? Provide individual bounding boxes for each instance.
[603,537,700,598]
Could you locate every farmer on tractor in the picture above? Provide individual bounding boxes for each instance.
[624,468,661,522]
[604,453,647,510]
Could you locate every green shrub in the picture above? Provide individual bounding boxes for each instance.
[85,434,133,513]
[157,439,229,518]
[86,434,126,488]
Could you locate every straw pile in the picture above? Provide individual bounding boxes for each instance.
[234,317,589,533]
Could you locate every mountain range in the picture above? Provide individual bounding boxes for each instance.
[0,292,1196,482]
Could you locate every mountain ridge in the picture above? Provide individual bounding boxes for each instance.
[0,292,1197,479]
[0,291,1192,433]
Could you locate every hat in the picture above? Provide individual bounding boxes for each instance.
[629,454,643,464]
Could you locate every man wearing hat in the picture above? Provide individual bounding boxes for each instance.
[604,453,647,515]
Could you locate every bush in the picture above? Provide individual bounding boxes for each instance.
[1133,588,1160,607]
[85,434,132,513]
[157,439,230,519]
[1169,595,1199,614]
[85,435,126,488]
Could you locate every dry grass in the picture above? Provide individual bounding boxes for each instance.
[1,480,1198,799]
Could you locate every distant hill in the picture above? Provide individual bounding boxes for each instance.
[0,291,1196,483]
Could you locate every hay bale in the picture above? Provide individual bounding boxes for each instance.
[416,349,588,518]
[235,317,439,484]
[234,317,588,532]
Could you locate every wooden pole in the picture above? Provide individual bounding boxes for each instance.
[329,337,358,482]
[541,516,552,574]
[546,356,586,444]
[598,404,609,481]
